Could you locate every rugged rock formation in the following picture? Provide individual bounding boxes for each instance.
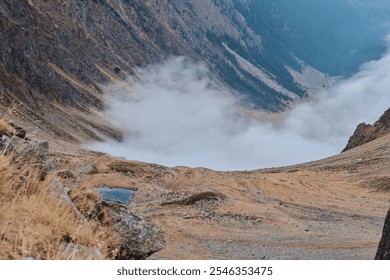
[0,119,45,160]
[375,208,390,260]
[114,209,165,260]
[0,0,308,115]
[0,0,285,143]
[343,108,390,152]
[1,1,388,143]
[1,120,164,259]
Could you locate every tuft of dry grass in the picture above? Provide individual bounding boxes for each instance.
[0,154,120,260]
[0,119,14,136]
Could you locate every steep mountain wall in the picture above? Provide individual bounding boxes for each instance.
[1,0,389,142]
[0,0,289,142]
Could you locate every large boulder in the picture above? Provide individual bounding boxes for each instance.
[69,188,165,260]
[114,209,165,260]
[375,208,390,260]
[1,120,49,168]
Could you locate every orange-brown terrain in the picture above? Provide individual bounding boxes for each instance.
[1,0,390,260]
[55,132,390,260]
[2,116,389,260]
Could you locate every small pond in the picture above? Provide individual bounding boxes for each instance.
[95,187,135,204]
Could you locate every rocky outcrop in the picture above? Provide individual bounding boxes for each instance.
[68,185,165,259]
[342,108,390,152]
[68,191,165,259]
[114,209,165,260]
[1,120,164,259]
[1,119,48,162]
[1,133,48,163]
[375,208,390,260]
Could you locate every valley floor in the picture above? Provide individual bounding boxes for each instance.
[48,133,390,259]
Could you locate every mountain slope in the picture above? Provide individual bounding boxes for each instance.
[0,0,279,143]
[2,0,389,144]
[2,109,390,259]
[233,0,390,75]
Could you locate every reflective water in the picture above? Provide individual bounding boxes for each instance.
[95,187,135,204]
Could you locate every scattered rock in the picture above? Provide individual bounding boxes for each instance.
[162,191,224,206]
[57,170,76,180]
[9,123,27,139]
[375,208,390,260]
[181,192,223,205]
[1,123,50,185]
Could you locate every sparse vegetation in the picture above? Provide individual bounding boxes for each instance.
[0,119,14,137]
[0,152,119,260]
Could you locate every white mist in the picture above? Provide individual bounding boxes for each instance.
[89,52,390,171]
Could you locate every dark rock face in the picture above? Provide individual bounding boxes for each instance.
[343,108,390,152]
[0,0,305,142]
[1,1,388,143]
[0,1,261,107]
[375,208,390,260]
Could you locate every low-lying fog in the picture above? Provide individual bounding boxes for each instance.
[89,46,390,171]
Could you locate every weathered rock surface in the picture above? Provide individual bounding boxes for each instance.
[1,119,49,163]
[67,185,165,259]
[1,134,49,164]
[114,209,165,260]
[343,108,390,152]
[1,121,165,260]
[0,0,309,144]
[375,208,390,260]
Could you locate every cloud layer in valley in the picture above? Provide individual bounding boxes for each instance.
[89,51,390,171]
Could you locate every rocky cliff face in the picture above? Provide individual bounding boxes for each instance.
[343,108,390,152]
[1,0,389,143]
[0,0,289,142]
[0,0,309,111]
[375,208,390,260]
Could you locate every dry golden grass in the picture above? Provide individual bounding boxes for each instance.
[0,119,14,136]
[0,154,119,260]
